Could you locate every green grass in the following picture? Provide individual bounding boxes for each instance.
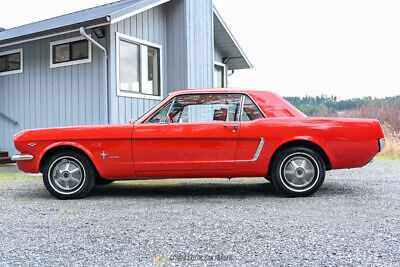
[0,172,40,181]
[375,154,400,160]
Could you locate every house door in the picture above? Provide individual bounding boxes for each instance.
[214,62,226,88]
[132,93,242,172]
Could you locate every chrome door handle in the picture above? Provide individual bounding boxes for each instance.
[224,125,238,130]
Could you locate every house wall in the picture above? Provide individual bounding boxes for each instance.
[214,44,223,63]
[109,0,215,124]
[0,32,107,154]
[164,0,214,91]
[183,0,214,89]
[109,5,167,124]
[1,0,219,153]
[165,0,187,90]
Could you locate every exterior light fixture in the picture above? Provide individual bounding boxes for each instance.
[93,27,105,39]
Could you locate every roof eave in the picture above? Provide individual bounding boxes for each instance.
[0,17,110,47]
[213,6,253,70]
[109,0,171,23]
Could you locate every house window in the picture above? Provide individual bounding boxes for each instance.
[214,62,226,88]
[0,49,23,76]
[50,36,92,68]
[117,33,162,99]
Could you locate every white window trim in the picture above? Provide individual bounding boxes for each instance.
[50,36,92,69]
[0,48,23,76]
[214,61,227,88]
[116,32,163,100]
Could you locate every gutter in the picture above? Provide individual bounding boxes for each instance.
[79,27,110,124]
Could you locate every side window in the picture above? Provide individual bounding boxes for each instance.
[241,96,264,121]
[169,94,241,123]
[147,101,173,123]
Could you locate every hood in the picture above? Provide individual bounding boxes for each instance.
[14,124,133,145]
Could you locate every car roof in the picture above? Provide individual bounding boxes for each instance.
[170,88,272,96]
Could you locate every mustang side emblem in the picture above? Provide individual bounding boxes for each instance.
[100,151,109,160]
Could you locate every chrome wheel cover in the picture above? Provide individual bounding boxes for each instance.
[48,156,86,194]
[279,152,320,193]
[283,156,315,188]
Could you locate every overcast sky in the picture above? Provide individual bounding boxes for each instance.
[1,0,400,99]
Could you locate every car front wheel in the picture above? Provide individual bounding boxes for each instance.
[271,146,326,197]
[42,150,96,199]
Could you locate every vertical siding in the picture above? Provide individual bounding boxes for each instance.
[214,44,223,63]
[184,0,214,89]
[164,0,214,90]
[0,32,106,155]
[1,0,218,153]
[165,0,187,90]
[109,5,167,123]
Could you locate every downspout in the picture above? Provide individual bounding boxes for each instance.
[79,27,109,124]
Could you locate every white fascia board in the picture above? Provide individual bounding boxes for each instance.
[110,0,171,24]
[213,6,253,69]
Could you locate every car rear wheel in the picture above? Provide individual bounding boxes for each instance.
[42,150,96,199]
[271,146,325,197]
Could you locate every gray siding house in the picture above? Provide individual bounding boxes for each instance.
[0,0,252,156]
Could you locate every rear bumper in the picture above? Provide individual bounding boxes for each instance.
[11,154,33,161]
[378,138,386,152]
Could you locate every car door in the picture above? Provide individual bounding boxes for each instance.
[132,93,242,172]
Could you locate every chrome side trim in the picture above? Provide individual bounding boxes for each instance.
[11,155,33,161]
[238,95,245,121]
[252,138,265,161]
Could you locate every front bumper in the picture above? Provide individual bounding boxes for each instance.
[11,154,33,161]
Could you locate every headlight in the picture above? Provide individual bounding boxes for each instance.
[378,138,386,152]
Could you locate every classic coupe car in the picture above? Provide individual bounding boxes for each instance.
[12,89,385,199]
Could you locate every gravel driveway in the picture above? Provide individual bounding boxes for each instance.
[0,159,399,266]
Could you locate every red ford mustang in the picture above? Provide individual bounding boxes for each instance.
[12,89,385,199]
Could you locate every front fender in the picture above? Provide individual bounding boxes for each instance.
[17,141,98,174]
[38,142,98,171]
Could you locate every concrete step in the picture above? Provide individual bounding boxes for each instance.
[0,157,15,165]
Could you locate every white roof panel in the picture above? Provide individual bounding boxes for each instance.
[0,0,166,44]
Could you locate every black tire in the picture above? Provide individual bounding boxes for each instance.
[42,150,96,199]
[271,146,325,197]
